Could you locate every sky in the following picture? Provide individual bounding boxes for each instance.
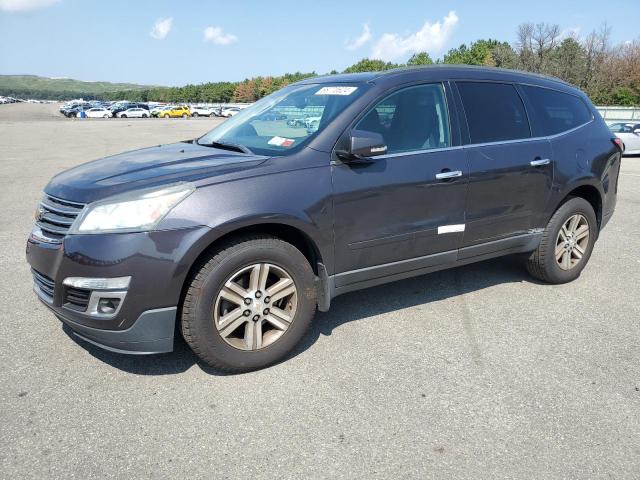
[0,0,638,86]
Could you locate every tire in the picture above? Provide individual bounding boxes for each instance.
[163,114,169,119]
[103,114,109,118]
[182,113,188,118]
[121,114,127,118]
[181,236,317,372]
[142,114,148,118]
[192,112,199,117]
[526,197,597,284]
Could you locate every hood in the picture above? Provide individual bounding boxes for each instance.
[45,141,269,203]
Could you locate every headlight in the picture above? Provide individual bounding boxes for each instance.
[69,183,195,234]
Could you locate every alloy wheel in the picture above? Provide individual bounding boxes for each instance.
[213,263,297,350]
[555,214,589,270]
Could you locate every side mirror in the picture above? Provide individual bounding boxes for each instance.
[336,130,387,161]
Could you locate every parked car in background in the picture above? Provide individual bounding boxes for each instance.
[82,108,112,118]
[190,106,215,117]
[609,122,640,154]
[220,106,241,117]
[110,103,149,116]
[116,107,149,118]
[63,104,91,117]
[60,102,91,116]
[304,115,322,132]
[150,105,171,117]
[159,105,191,118]
[26,66,621,372]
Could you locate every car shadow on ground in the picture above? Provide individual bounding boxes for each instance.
[63,255,543,376]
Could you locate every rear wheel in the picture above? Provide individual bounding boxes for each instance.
[192,112,199,117]
[181,236,317,372]
[103,114,109,118]
[526,197,597,283]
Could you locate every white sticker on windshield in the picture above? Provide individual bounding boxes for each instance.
[268,136,295,147]
[315,86,358,96]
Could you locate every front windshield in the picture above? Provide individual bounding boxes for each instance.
[198,83,367,155]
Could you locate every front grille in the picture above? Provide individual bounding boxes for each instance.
[35,194,85,242]
[64,286,91,312]
[32,269,55,301]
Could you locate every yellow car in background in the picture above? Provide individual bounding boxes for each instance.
[159,105,191,118]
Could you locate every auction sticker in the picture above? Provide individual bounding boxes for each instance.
[315,86,358,96]
[268,136,295,147]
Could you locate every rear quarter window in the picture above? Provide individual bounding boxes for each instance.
[520,85,593,136]
[457,82,530,144]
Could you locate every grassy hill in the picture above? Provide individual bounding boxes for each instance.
[0,75,162,100]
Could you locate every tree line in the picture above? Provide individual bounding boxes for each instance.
[4,22,638,105]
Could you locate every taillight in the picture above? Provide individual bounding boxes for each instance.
[612,137,624,152]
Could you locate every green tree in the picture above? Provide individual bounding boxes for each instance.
[407,52,434,65]
[343,58,399,73]
[444,39,513,66]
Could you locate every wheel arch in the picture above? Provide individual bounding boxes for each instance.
[553,182,603,230]
[177,221,328,316]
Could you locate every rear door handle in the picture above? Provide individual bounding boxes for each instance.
[435,170,463,180]
[530,158,551,166]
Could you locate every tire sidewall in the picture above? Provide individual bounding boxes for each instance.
[184,240,316,370]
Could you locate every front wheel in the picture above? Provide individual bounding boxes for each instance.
[120,114,127,118]
[526,197,597,284]
[182,113,188,118]
[181,236,317,372]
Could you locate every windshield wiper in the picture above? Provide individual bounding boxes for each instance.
[200,139,253,154]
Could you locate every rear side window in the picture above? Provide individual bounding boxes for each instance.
[457,82,530,144]
[520,85,592,136]
[355,83,450,154]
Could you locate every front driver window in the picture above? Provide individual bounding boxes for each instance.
[355,83,451,155]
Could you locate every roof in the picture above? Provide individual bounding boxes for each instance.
[295,65,572,90]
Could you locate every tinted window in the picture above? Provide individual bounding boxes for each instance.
[520,85,592,136]
[457,82,530,144]
[355,83,450,154]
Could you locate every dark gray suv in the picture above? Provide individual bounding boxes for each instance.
[27,66,622,372]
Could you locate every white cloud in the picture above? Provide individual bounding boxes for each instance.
[346,24,372,50]
[203,26,238,45]
[0,0,59,12]
[371,11,459,61]
[150,17,173,40]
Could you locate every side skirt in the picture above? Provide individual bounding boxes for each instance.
[319,232,542,308]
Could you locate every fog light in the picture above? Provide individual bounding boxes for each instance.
[97,297,120,315]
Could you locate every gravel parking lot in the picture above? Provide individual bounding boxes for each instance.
[1,102,639,479]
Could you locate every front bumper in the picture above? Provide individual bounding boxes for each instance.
[50,301,176,354]
[26,225,211,354]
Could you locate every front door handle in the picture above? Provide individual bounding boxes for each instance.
[435,170,463,180]
[530,158,551,167]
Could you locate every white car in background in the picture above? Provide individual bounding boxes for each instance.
[220,107,241,117]
[82,108,112,118]
[609,122,640,154]
[116,107,149,118]
[190,106,214,117]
